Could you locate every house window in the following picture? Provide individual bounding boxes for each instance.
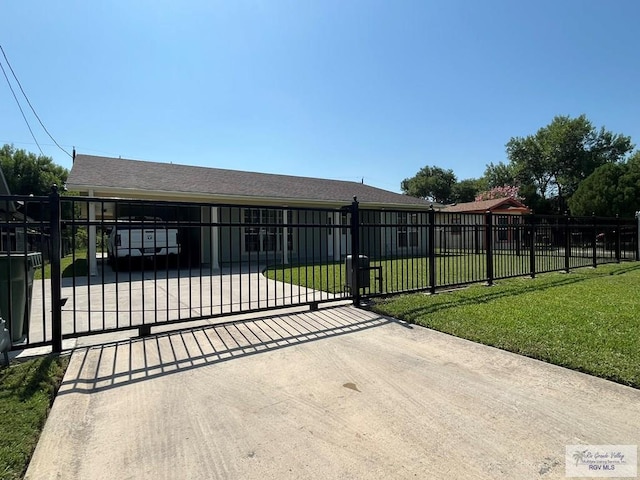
[243,209,292,253]
[497,215,509,241]
[341,211,349,234]
[451,216,462,235]
[398,212,418,248]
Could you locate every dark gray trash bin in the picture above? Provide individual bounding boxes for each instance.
[345,254,370,290]
[0,252,42,343]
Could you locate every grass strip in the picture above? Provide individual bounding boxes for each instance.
[0,355,69,480]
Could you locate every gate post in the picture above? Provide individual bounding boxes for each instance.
[49,186,63,353]
[428,206,436,294]
[485,210,494,286]
[350,197,361,307]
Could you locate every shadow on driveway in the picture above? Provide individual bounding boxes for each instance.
[58,306,397,395]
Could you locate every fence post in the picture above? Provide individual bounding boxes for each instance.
[592,213,597,268]
[350,196,360,307]
[529,212,536,278]
[564,211,571,273]
[428,206,436,294]
[49,186,63,353]
[485,210,494,286]
[636,211,640,261]
[615,214,621,263]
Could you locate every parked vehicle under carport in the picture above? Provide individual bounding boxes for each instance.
[107,217,180,271]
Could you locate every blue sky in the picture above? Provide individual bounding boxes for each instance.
[1,0,638,193]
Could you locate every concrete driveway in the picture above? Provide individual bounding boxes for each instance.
[25,263,341,345]
[25,305,640,479]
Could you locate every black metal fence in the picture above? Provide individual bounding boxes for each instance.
[1,190,638,352]
[355,206,637,299]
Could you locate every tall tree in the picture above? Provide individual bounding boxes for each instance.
[483,162,517,189]
[568,151,640,217]
[401,165,456,203]
[506,115,634,211]
[0,144,68,195]
[451,178,485,203]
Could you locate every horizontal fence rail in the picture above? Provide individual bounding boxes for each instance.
[0,190,638,352]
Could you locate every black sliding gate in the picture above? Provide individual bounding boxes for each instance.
[1,190,638,352]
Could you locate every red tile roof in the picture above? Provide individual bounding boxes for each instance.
[441,197,530,213]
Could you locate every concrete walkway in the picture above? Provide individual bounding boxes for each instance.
[25,306,640,479]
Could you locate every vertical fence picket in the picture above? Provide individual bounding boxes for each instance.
[49,186,63,353]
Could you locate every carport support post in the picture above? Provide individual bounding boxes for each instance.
[428,206,436,294]
[211,207,220,271]
[88,191,98,276]
[350,197,360,307]
[485,210,494,286]
[283,210,289,265]
[49,186,63,353]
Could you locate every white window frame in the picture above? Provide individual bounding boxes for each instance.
[243,209,292,253]
[398,212,419,248]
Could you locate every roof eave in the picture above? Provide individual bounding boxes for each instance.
[66,184,432,210]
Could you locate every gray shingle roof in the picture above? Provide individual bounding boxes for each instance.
[67,154,430,207]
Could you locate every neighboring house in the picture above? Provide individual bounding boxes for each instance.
[66,154,433,273]
[438,197,531,251]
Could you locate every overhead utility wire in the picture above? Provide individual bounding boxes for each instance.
[0,44,71,157]
[0,58,44,155]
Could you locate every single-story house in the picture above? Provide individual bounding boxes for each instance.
[437,197,531,251]
[66,154,434,274]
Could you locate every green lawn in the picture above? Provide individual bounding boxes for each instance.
[263,252,615,294]
[34,250,88,280]
[371,262,640,388]
[0,355,69,480]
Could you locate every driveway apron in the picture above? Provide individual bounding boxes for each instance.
[25,306,640,479]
